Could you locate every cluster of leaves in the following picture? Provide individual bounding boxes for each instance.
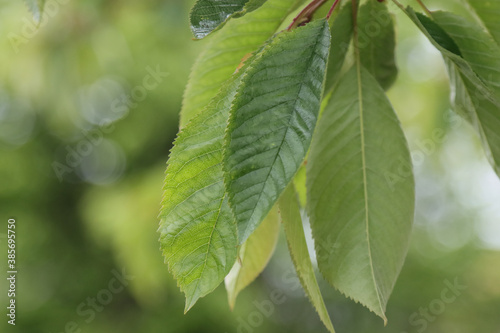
[159,0,500,331]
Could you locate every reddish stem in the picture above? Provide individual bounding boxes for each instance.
[287,0,330,30]
[326,0,341,20]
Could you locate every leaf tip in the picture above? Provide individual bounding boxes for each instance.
[183,295,199,314]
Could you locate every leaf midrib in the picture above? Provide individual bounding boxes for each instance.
[240,24,326,239]
[354,23,386,319]
[185,194,226,311]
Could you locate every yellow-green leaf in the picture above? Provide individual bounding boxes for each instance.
[225,207,280,309]
[465,0,500,46]
[180,0,304,127]
[159,64,252,312]
[279,184,335,333]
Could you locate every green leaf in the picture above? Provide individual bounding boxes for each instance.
[357,1,398,90]
[279,185,335,333]
[324,1,354,92]
[401,7,496,104]
[293,163,307,208]
[465,0,500,47]
[181,0,304,127]
[431,11,500,175]
[244,0,268,12]
[402,7,500,178]
[447,61,500,176]
[431,11,500,98]
[224,19,331,243]
[412,11,462,56]
[307,65,414,322]
[225,207,280,309]
[23,0,45,23]
[159,66,251,312]
[190,0,268,39]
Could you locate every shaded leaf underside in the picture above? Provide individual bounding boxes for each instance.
[307,65,414,322]
[357,1,398,90]
[324,0,354,92]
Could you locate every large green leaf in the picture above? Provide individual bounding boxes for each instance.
[357,1,398,90]
[181,0,304,127]
[224,19,331,244]
[324,1,354,92]
[465,0,500,46]
[190,0,268,39]
[159,64,253,312]
[279,185,335,333]
[23,0,45,23]
[224,207,280,309]
[307,65,414,322]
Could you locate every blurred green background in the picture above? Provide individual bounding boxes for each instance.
[0,0,499,332]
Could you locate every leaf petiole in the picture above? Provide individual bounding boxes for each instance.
[415,0,432,16]
[392,0,431,16]
[326,0,341,20]
[390,0,405,11]
[287,0,330,30]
